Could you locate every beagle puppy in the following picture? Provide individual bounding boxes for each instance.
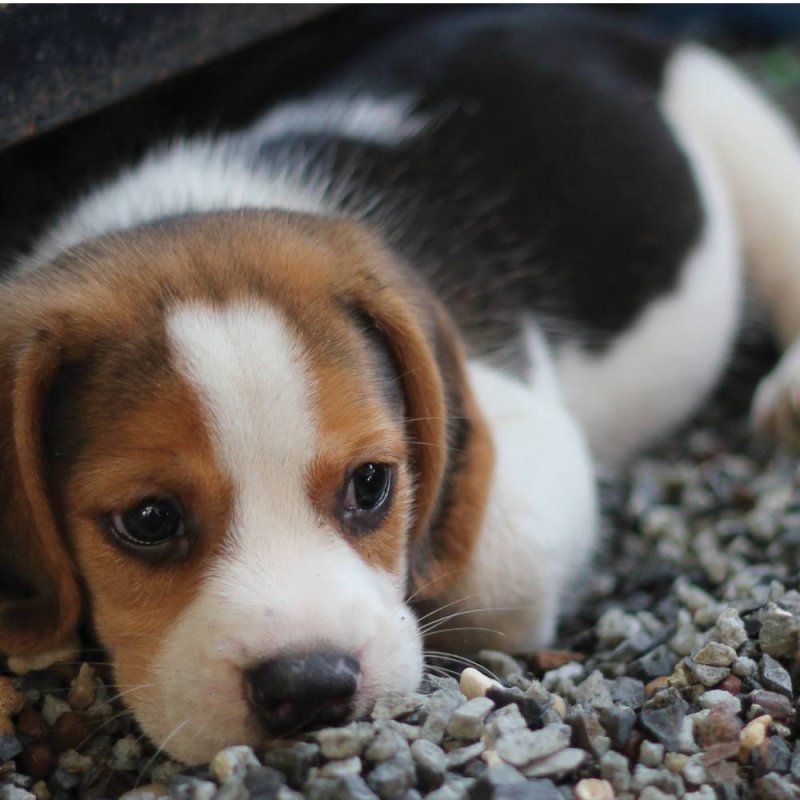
[2,8,800,764]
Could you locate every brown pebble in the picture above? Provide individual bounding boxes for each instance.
[31,780,51,800]
[574,777,614,800]
[0,680,23,720]
[526,650,586,673]
[645,676,671,696]
[15,708,49,742]
[623,729,644,762]
[17,741,58,782]
[705,759,740,784]
[716,675,742,694]
[52,711,94,752]
[700,740,740,766]
[0,714,14,736]
[750,690,794,721]
[694,708,742,747]
[68,663,97,712]
[0,676,24,717]
[739,715,771,763]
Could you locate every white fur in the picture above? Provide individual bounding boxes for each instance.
[554,80,743,466]
[251,94,428,146]
[431,343,597,653]
[151,302,422,763]
[662,45,800,446]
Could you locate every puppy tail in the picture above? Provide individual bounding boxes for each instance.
[662,44,800,347]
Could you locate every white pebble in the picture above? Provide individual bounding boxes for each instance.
[698,690,742,715]
[459,667,498,699]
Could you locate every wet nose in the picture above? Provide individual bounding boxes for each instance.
[245,651,361,735]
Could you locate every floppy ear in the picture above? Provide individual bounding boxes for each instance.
[0,324,82,656]
[352,280,495,601]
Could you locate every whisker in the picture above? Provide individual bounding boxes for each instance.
[136,719,188,788]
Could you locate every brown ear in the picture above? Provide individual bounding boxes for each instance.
[353,280,495,601]
[0,325,82,656]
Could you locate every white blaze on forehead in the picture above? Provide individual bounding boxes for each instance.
[167,301,316,491]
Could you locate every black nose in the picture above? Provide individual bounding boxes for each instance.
[245,651,361,735]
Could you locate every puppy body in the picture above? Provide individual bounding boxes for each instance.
[2,9,798,761]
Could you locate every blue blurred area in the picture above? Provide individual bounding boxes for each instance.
[641,4,800,41]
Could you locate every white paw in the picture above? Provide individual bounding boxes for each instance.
[752,338,800,449]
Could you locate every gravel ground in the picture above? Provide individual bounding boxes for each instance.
[4,410,800,800]
[4,38,800,800]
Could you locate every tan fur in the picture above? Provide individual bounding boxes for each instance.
[0,211,494,727]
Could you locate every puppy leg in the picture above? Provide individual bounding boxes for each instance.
[425,331,597,653]
[663,45,800,447]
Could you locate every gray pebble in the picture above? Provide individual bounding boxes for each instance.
[316,723,375,760]
[639,741,665,767]
[484,704,528,742]
[759,604,800,658]
[698,689,742,715]
[262,742,320,788]
[752,772,800,800]
[319,757,363,779]
[420,691,463,745]
[609,677,645,708]
[214,778,249,800]
[732,656,758,679]
[637,788,676,800]
[573,670,613,711]
[600,750,631,792]
[640,688,688,751]
[0,734,22,762]
[447,742,485,770]
[0,789,36,800]
[521,748,586,779]
[365,726,411,763]
[366,757,415,800]
[330,775,379,800]
[714,608,748,650]
[446,697,495,740]
[760,654,794,698]
[411,739,447,791]
[426,777,475,800]
[495,724,571,767]
[600,705,636,749]
[682,754,706,786]
[371,693,426,721]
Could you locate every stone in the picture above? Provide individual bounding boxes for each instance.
[495,724,571,767]
[750,691,794,720]
[0,734,22,762]
[687,660,730,687]
[630,646,680,682]
[421,691,463,745]
[609,677,645,708]
[637,788,674,800]
[574,779,614,800]
[570,713,610,758]
[40,695,70,727]
[714,609,748,650]
[243,766,284,798]
[57,749,93,774]
[752,773,800,800]
[595,608,643,647]
[447,697,495,740]
[760,654,793,697]
[411,739,446,791]
[759,604,800,658]
[732,656,758,679]
[697,689,742,715]
[693,708,741,747]
[107,734,142,772]
[600,750,631,792]
[600,705,636,749]
[330,775,379,800]
[682,753,706,785]
[210,745,260,783]
[739,715,772,762]
[694,642,736,667]
[319,757,362,779]
[447,742,486,770]
[640,688,688,752]
[316,723,374,760]
[638,741,664,767]
[761,736,793,774]
[0,677,24,718]
[365,727,411,763]
[460,669,499,700]
[365,757,415,800]
[67,663,96,712]
[262,742,319,788]
[573,671,613,711]
[372,693,426,721]
[484,704,528,743]
[520,748,586,778]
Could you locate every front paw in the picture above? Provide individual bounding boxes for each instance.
[752,339,800,450]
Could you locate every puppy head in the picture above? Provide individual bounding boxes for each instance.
[0,211,493,762]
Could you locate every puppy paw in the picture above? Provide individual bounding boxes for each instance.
[752,339,800,450]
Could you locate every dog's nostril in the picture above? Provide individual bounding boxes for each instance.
[245,651,361,735]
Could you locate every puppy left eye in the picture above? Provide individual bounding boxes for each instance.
[110,497,185,547]
[339,463,393,532]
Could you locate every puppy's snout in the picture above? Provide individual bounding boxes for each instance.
[246,651,361,735]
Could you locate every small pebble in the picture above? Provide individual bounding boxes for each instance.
[573,778,614,800]
[460,669,497,700]
[697,690,741,715]
[740,715,772,762]
[446,697,494,740]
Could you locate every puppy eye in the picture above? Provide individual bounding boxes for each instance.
[340,463,393,532]
[111,498,185,547]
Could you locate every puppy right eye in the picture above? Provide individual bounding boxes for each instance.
[110,498,185,547]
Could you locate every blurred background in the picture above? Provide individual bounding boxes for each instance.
[2,3,800,271]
